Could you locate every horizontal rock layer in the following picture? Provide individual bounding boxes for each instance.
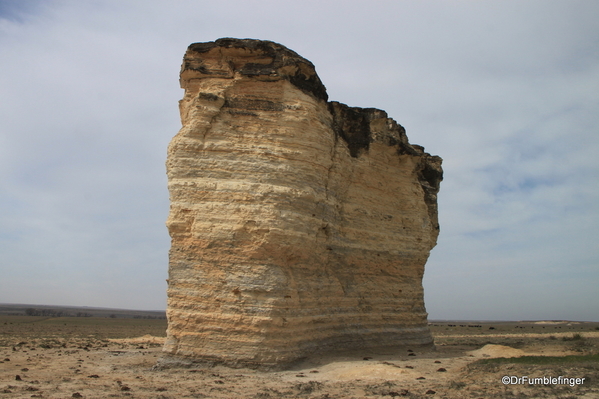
[163,38,442,368]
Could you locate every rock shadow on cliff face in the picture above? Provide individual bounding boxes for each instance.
[164,38,442,370]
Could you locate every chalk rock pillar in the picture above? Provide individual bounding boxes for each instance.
[163,38,442,368]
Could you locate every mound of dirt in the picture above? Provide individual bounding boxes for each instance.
[467,344,525,358]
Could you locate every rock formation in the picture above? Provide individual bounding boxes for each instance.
[163,38,442,369]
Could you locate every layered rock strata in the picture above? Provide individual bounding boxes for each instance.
[163,38,442,369]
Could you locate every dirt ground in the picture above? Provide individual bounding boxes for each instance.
[1,317,598,398]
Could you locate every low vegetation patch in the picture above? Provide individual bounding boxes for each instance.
[474,353,599,365]
[562,333,584,341]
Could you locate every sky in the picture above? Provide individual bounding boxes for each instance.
[1,0,597,321]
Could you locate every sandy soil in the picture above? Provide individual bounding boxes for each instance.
[1,318,598,398]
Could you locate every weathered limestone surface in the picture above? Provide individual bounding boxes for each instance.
[163,38,443,369]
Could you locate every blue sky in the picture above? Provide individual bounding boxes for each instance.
[1,0,597,320]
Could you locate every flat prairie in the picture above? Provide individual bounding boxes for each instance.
[1,316,598,398]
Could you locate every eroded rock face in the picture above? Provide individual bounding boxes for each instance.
[163,38,442,369]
